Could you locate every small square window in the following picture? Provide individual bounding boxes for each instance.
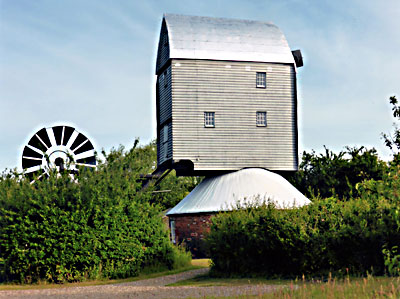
[204,112,215,128]
[256,111,267,126]
[256,72,266,88]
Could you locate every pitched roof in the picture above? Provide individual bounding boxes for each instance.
[166,168,310,216]
[157,14,296,72]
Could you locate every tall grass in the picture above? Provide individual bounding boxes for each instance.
[268,275,400,298]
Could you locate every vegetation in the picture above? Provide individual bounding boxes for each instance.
[382,95,400,165]
[0,141,193,283]
[286,146,387,199]
[207,165,400,277]
[270,276,400,299]
[170,274,400,298]
[167,273,285,287]
[1,95,399,286]
[104,140,199,210]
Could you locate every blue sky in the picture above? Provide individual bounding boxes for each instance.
[1,0,399,171]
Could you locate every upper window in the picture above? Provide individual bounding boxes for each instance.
[256,72,266,88]
[204,112,215,128]
[256,111,267,126]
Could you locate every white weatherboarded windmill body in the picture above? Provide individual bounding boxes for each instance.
[153,14,308,254]
[155,13,303,176]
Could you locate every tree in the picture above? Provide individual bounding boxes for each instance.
[103,139,200,210]
[287,146,387,199]
[382,95,400,164]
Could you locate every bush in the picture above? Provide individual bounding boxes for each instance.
[0,143,181,283]
[207,166,400,278]
[286,146,387,199]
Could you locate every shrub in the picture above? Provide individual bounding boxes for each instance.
[208,166,400,278]
[0,143,180,283]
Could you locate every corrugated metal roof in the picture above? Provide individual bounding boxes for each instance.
[163,14,296,65]
[166,168,310,216]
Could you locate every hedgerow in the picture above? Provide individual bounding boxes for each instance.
[0,143,187,283]
[207,165,400,278]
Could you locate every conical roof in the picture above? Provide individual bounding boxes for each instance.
[167,168,310,216]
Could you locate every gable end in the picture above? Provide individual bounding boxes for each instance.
[156,18,170,74]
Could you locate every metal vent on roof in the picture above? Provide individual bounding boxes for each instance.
[291,49,303,68]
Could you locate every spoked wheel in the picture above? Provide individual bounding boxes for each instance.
[22,126,96,183]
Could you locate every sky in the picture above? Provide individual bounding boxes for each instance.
[1,0,399,172]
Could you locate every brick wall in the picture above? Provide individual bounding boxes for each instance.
[169,214,213,257]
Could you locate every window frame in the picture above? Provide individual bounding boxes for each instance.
[204,112,215,128]
[162,124,169,159]
[170,220,176,244]
[256,72,266,88]
[256,111,267,127]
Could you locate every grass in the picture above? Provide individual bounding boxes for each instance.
[168,273,400,298]
[0,259,209,291]
[191,258,211,268]
[267,275,400,299]
[168,274,284,287]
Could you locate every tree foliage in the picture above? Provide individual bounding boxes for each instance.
[118,140,200,210]
[382,96,400,164]
[0,141,191,283]
[287,146,387,200]
[208,165,400,278]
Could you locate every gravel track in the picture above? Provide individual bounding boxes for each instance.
[0,268,284,298]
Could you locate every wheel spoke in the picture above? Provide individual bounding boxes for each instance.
[63,126,75,146]
[27,144,44,156]
[23,146,43,159]
[73,139,89,154]
[74,150,95,161]
[47,127,57,147]
[24,165,42,174]
[66,130,79,148]
[70,133,88,152]
[28,135,47,152]
[76,163,96,168]
[36,128,52,148]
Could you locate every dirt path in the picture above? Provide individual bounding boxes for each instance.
[0,268,284,298]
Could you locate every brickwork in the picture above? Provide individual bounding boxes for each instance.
[169,214,213,257]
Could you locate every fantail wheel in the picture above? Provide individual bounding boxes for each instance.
[22,126,96,182]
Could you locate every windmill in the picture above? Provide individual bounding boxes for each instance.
[21,125,96,182]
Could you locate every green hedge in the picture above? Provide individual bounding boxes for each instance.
[207,166,400,277]
[0,145,178,283]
